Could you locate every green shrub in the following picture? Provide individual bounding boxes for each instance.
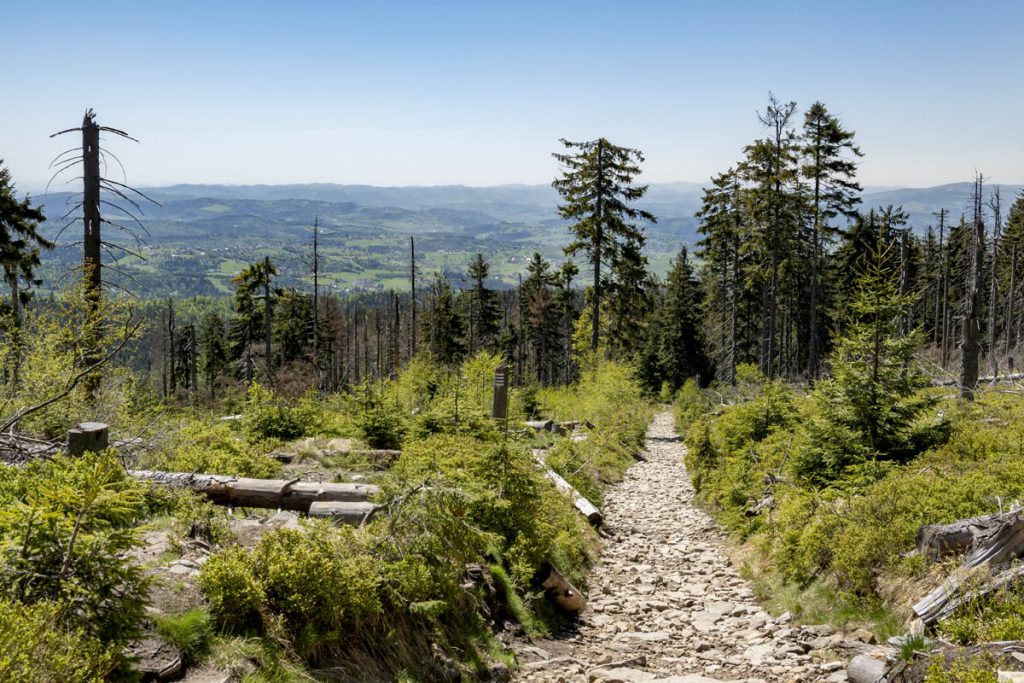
[169,491,232,552]
[150,419,281,478]
[924,654,998,683]
[244,383,305,441]
[357,386,406,449]
[0,452,149,648]
[675,378,711,432]
[201,523,383,661]
[0,599,118,682]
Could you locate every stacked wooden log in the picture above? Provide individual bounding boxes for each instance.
[130,470,380,525]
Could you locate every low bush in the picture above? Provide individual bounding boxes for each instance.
[0,599,118,682]
[147,419,281,478]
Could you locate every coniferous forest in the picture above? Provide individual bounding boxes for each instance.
[2,83,1024,683]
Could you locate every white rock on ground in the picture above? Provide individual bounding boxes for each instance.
[514,411,845,683]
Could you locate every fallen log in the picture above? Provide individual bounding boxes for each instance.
[533,562,586,616]
[532,450,603,526]
[130,470,379,513]
[848,654,888,683]
[913,562,1024,627]
[307,501,378,525]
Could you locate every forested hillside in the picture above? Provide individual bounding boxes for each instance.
[0,93,1022,683]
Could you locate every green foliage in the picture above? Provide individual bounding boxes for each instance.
[938,585,1024,644]
[357,384,406,449]
[0,452,149,673]
[0,279,143,438]
[924,654,999,683]
[202,523,383,661]
[244,382,306,441]
[169,491,232,552]
[149,419,281,478]
[675,378,713,433]
[155,607,214,664]
[0,599,118,682]
[796,234,941,481]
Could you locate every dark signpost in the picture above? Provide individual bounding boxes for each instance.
[492,365,509,435]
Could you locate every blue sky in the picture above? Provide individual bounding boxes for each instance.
[3,0,1023,190]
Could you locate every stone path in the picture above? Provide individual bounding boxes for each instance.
[515,411,852,683]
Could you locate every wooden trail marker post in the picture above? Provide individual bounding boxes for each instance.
[492,364,509,438]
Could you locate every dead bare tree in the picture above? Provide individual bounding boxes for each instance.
[960,174,985,401]
[48,109,156,393]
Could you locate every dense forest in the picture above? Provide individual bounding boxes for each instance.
[0,96,1023,682]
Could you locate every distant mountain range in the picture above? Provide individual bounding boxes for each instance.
[34,180,1022,246]
[27,180,1023,299]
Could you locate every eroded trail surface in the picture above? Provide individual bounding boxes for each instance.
[515,411,848,683]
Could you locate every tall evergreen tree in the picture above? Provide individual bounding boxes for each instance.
[800,102,863,379]
[199,312,229,399]
[229,259,278,378]
[465,253,501,353]
[553,137,656,352]
[696,167,748,382]
[656,248,712,390]
[739,95,801,378]
[0,161,52,327]
[520,253,562,384]
[422,273,465,365]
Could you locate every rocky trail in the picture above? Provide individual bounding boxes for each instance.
[515,411,876,683]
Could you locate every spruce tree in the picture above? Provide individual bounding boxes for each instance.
[199,312,229,399]
[553,137,656,352]
[797,233,934,483]
[423,273,465,365]
[800,102,863,379]
[466,253,500,353]
[739,95,801,378]
[696,167,747,382]
[0,161,52,326]
[657,248,712,390]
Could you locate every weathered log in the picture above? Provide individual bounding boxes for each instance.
[913,562,1024,626]
[533,562,586,616]
[848,654,888,683]
[307,501,378,525]
[67,421,109,455]
[130,470,378,513]
[532,450,603,526]
[917,511,1024,561]
[525,420,554,432]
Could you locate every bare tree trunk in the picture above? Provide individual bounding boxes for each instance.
[961,177,985,400]
[591,140,604,352]
[939,210,951,369]
[263,256,273,384]
[167,298,176,395]
[1008,242,1018,358]
[410,237,417,357]
[988,190,1001,377]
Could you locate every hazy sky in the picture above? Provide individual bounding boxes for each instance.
[3,0,1023,191]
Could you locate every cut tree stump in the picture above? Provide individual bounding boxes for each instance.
[916,510,1024,561]
[67,422,109,455]
[130,470,379,514]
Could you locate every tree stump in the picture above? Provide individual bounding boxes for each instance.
[67,422,109,455]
